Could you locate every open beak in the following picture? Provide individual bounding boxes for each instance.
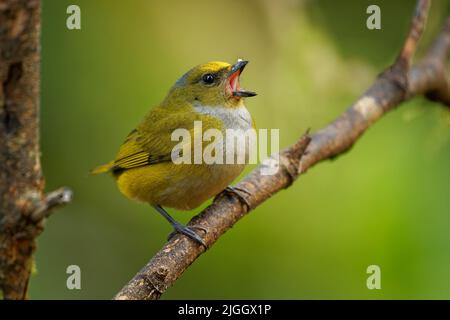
[227,60,257,98]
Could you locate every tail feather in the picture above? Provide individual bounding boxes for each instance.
[90,161,114,175]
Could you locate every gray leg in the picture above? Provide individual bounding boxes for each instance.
[153,205,206,246]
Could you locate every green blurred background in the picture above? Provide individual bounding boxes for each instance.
[31,0,450,299]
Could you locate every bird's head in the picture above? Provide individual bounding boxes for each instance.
[164,60,256,108]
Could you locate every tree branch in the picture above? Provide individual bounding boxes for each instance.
[115,0,448,300]
[0,0,72,300]
[30,187,73,222]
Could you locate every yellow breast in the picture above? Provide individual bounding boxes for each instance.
[116,105,253,210]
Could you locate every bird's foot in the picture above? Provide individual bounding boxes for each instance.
[168,223,207,247]
[218,186,252,211]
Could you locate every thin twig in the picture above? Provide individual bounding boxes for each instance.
[31,187,73,222]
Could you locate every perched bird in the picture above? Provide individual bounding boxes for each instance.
[92,60,257,245]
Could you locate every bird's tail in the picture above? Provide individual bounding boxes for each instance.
[90,161,114,175]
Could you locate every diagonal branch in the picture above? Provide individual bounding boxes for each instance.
[115,0,449,300]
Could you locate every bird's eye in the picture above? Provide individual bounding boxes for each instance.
[202,73,215,85]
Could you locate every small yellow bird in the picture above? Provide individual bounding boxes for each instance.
[92,60,256,245]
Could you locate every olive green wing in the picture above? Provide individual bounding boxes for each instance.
[112,129,172,171]
[110,110,220,173]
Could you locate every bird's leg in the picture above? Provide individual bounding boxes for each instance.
[152,205,207,247]
[217,186,252,210]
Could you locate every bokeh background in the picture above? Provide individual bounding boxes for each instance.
[31,0,450,299]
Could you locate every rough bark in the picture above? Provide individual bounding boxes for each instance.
[115,0,449,300]
[0,0,71,300]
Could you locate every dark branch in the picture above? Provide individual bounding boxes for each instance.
[0,0,43,300]
[409,17,450,106]
[0,0,72,300]
[115,0,449,300]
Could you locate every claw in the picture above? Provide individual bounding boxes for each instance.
[168,224,207,247]
[153,205,207,247]
[218,186,251,211]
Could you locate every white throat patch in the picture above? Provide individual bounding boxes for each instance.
[193,105,252,131]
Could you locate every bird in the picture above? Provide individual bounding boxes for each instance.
[91,60,257,245]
